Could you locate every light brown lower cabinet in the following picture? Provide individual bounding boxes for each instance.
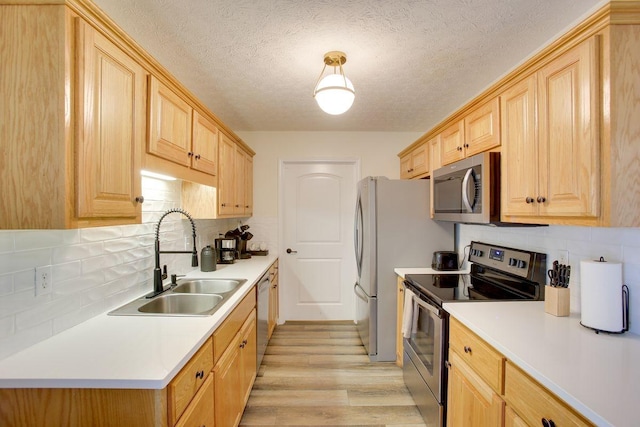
[175,374,214,427]
[447,316,595,427]
[446,351,505,427]
[214,309,257,427]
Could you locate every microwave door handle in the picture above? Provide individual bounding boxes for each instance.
[461,168,475,213]
[413,295,443,319]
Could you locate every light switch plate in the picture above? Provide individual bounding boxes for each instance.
[35,265,52,296]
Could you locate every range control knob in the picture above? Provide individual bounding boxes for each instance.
[508,258,518,266]
[471,249,483,257]
[517,260,527,269]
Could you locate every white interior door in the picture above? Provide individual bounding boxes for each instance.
[279,160,358,321]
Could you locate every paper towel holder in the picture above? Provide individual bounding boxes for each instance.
[579,256,630,334]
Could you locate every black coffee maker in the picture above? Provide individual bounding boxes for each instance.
[215,236,236,264]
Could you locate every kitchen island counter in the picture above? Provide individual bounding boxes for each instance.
[0,255,277,390]
[444,301,640,427]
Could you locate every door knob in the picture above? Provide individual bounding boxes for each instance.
[286,248,297,254]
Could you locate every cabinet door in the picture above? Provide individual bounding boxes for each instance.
[447,351,505,427]
[429,135,442,172]
[76,19,144,220]
[191,111,218,176]
[174,374,215,427]
[239,310,257,406]
[234,146,247,216]
[399,153,412,179]
[243,152,254,216]
[504,406,528,427]
[218,134,236,216]
[410,143,429,177]
[440,120,465,166]
[500,75,538,217]
[214,336,243,427]
[537,36,600,218]
[465,97,501,157]
[148,76,192,167]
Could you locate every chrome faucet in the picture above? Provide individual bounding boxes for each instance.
[150,208,198,298]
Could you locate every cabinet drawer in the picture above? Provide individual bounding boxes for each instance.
[449,317,505,394]
[505,361,593,427]
[168,338,214,425]
[175,373,214,427]
[213,287,256,362]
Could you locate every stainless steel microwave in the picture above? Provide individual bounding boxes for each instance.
[432,152,500,224]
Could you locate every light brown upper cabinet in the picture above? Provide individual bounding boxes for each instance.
[0,5,146,229]
[147,77,218,179]
[76,19,146,223]
[440,120,466,165]
[217,133,254,218]
[441,98,501,166]
[501,37,599,221]
[399,142,429,179]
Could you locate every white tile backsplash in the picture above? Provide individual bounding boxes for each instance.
[0,176,237,360]
[457,223,640,335]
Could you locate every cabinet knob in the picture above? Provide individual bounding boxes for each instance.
[239,342,245,349]
[221,203,226,207]
[195,370,204,379]
[457,146,463,151]
[235,204,240,208]
[464,144,469,148]
[525,197,534,204]
[134,196,145,204]
[541,418,556,427]
[188,152,194,157]
[537,196,547,203]
[463,346,472,354]
[195,154,201,160]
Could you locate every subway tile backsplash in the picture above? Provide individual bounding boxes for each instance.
[0,177,235,360]
[457,224,640,334]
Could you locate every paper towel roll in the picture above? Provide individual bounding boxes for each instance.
[580,259,624,332]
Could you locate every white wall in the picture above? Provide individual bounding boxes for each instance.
[457,224,640,334]
[0,177,235,359]
[238,131,423,217]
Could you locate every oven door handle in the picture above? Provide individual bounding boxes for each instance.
[412,294,443,319]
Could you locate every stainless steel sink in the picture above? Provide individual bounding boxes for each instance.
[108,278,247,317]
[172,278,246,294]
[138,294,223,315]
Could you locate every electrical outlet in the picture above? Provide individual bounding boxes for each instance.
[35,265,53,296]
[558,250,569,265]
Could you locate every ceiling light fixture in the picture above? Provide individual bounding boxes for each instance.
[313,51,355,115]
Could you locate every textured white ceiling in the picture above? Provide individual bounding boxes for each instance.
[92,0,604,132]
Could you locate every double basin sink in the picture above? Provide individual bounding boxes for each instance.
[109,278,247,317]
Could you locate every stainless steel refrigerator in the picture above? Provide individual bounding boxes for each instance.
[353,177,454,362]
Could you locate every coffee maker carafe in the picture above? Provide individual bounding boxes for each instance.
[215,237,236,264]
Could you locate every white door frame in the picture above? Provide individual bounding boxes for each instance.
[278,158,361,322]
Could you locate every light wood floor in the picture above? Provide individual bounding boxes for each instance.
[240,321,426,426]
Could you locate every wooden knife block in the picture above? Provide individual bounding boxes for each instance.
[545,286,570,317]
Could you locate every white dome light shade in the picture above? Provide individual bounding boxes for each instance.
[314,74,355,115]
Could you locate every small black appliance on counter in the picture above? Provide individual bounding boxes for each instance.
[432,251,459,271]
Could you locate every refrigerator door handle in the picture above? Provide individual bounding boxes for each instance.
[354,282,370,301]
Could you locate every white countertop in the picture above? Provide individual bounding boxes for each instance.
[444,301,640,427]
[0,255,277,390]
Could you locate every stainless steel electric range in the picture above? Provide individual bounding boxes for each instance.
[402,241,547,427]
